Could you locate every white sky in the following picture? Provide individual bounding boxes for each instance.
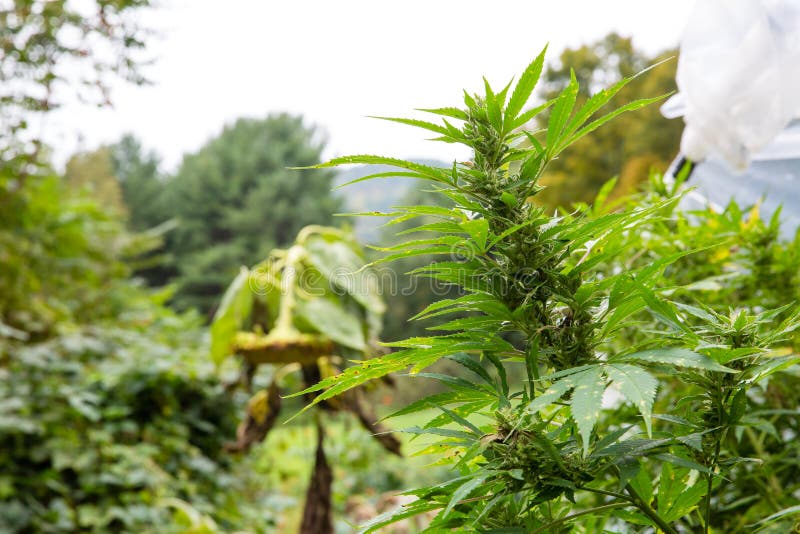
[44,0,696,171]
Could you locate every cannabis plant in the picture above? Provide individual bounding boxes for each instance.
[596,173,800,532]
[297,48,800,533]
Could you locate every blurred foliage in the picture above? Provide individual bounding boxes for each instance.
[64,146,128,216]
[111,134,166,233]
[0,0,151,165]
[210,225,401,532]
[537,33,682,208]
[250,412,449,532]
[1,2,273,531]
[0,323,241,532]
[0,171,133,339]
[0,161,282,531]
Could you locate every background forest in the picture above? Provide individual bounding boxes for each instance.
[8,1,797,533]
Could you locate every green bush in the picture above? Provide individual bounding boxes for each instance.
[0,169,274,532]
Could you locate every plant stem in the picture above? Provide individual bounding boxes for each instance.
[704,438,721,534]
[625,483,679,534]
[274,245,304,334]
[526,335,540,400]
[531,502,628,534]
[579,485,635,503]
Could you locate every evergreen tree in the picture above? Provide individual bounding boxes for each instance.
[111,135,167,232]
[166,114,341,313]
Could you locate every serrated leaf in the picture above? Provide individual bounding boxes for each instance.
[433,404,483,436]
[485,352,509,400]
[412,372,493,394]
[602,295,646,337]
[447,353,494,385]
[417,106,469,121]
[546,69,578,151]
[505,46,547,127]
[606,364,658,437]
[746,354,800,383]
[657,463,708,522]
[637,286,697,339]
[360,496,442,534]
[372,116,450,136]
[673,301,717,323]
[593,437,673,459]
[487,216,545,248]
[286,354,409,416]
[386,204,465,224]
[313,155,451,185]
[444,474,490,517]
[750,504,800,528]
[397,220,465,236]
[528,376,574,415]
[560,59,671,148]
[628,464,654,505]
[383,390,487,420]
[425,400,494,432]
[460,218,490,251]
[400,426,475,441]
[616,348,735,373]
[653,453,713,475]
[483,77,503,132]
[334,171,430,189]
[570,366,608,456]
[537,364,599,382]
[495,79,512,111]
[558,95,667,155]
[511,98,556,129]
[371,235,464,252]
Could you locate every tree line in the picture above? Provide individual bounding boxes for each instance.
[63,115,340,314]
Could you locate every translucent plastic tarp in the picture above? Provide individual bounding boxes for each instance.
[666,0,800,169]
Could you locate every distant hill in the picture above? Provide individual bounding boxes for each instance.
[333,159,449,242]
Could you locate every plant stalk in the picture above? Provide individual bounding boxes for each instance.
[274,245,304,334]
[625,483,679,534]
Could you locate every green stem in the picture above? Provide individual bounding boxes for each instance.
[704,438,721,534]
[579,485,635,503]
[526,335,540,400]
[274,245,305,334]
[625,483,679,534]
[531,502,628,534]
[703,379,729,534]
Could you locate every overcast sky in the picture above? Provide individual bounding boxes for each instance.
[45,0,696,171]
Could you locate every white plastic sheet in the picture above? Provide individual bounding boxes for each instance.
[668,0,800,169]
